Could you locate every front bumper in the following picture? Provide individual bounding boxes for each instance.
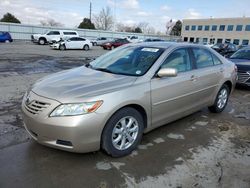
[31,35,38,43]
[21,91,107,153]
[237,70,250,86]
[50,44,60,49]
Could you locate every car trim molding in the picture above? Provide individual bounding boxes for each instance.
[153,84,219,106]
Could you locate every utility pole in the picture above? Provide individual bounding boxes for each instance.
[89,2,92,22]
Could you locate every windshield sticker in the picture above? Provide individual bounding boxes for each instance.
[141,48,159,52]
[136,70,142,75]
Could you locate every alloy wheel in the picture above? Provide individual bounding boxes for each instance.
[111,116,139,150]
[217,88,228,109]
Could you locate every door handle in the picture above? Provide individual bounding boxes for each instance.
[220,68,224,73]
[190,75,197,81]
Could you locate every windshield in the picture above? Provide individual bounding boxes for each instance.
[230,49,250,60]
[89,46,164,76]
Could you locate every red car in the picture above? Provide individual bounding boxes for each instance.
[102,38,130,50]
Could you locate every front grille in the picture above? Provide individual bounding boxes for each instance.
[25,100,50,115]
[237,71,250,83]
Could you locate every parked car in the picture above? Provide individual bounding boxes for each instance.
[126,36,142,43]
[22,42,237,157]
[50,37,92,51]
[229,47,250,87]
[0,31,13,43]
[212,43,237,57]
[31,30,79,45]
[101,38,130,50]
[91,37,110,46]
[144,38,165,42]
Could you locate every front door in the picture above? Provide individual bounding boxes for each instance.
[151,48,199,127]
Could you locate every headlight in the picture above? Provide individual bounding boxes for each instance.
[50,101,103,117]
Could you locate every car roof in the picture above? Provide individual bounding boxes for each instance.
[129,42,206,49]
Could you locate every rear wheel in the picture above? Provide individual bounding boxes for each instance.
[208,84,230,113]
[83,44,89,51]
[102,107,144,157]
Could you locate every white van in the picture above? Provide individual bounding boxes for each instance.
[31,30,79,45]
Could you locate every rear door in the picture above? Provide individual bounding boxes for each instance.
[190,47,224,107]
[151,48,199,127]
[66,37,78,49]
[77,38,86,49]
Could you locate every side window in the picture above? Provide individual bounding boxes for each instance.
[212,54,223,65]
[161,49,192,72]
[192,48,214,68]
[70,37,77,41]
[47,31,53,35]
[47,31,60,35]
[78,38,86,41]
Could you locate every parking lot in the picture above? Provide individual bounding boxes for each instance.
[0,42,250,187]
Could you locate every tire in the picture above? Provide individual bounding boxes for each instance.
[83,44,89,51]
[208,84,230,113]
[5,40,10,43]
[101,107,144,157]
[38,38,46,45]
[111,46,115,50]
[94,42,97,46]
[59,44,66,51]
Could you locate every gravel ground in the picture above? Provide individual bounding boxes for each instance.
[0,42,250,188]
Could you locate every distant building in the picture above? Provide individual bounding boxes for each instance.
[181,17,250,45]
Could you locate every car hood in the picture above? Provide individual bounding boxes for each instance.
[31,66,137,103]
[229,58,250,66]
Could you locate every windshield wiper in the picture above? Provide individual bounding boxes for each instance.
[93,67,114,74]
[85,63,93,68]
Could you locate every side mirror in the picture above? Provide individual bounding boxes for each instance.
[157,68,177,78]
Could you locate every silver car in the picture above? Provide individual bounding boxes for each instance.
[22,42,237,157]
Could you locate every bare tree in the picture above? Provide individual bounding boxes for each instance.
[116,22,126,32]
[145,26,155,34]
[40,19,63,27]
[94,6,114,30]
[138,22,149,33]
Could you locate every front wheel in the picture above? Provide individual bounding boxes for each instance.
[38,38,46,45]
[208,84,230,113]
[101,107,144,157]
[59,44,66,51]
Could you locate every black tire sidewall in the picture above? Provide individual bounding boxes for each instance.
[59,44,65,50]
[39,39,45,45]
[102,107,144,157]
[84,45,89,51]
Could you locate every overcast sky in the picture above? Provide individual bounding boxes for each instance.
[1,0,250,32]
